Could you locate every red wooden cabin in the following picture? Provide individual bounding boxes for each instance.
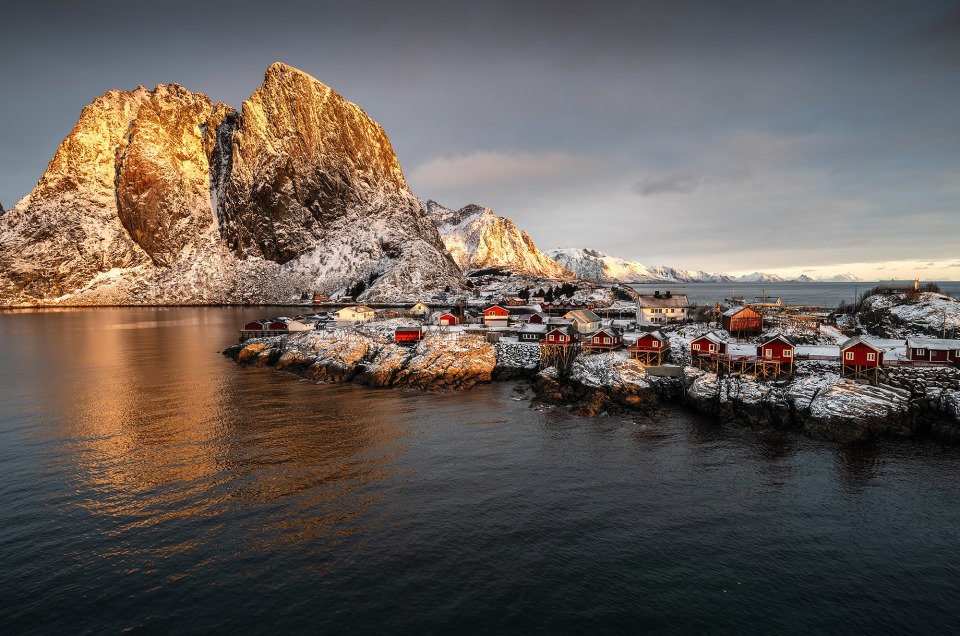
[528,313,547,324]
[631,331,670,353]
[586,328,623,350]
[757,334,795,362]
[545,326,580,345]
[906,337,960,364]
[267,320,290,331]
[840,337,884,367]
[690,332,727,357]
[395,326,424,344]
[243,320,270,330]
[483,305,510,324]
[722,306,763,335]
[438,313,458,326]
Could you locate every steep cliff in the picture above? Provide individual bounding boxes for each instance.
[0,64,462,305]
[426,200,572,279]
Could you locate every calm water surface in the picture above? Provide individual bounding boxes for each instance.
[2,306,960,633]
[630,281,960,307]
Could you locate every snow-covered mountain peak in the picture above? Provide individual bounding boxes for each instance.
[425,201,572,279]
[546,248,730,284]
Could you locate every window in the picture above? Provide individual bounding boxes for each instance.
[692,344,700,351]
[915,348,926,356]
[866,352,876,362]
[845,351,854,360]
[765,348,772,358]
[708,344,715,352]
[604,337,610,344]
[549,335,554,342]
[784,350,792,357]
[653,341,659,348]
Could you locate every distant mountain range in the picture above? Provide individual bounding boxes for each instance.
[543,249,862,284]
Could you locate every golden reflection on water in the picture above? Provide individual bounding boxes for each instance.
[32,307,411,556]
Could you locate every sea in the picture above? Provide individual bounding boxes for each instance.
[2,292,960,633]
[629,281,960,307]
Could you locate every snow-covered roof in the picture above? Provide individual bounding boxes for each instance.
[636,294,689,308]
[638,330,668,341]
[337,305,375,314]
[547,325,578,337]
[760,333,795,347]
[722,305,759,317]
[906,336,960,350]
[840,336,892,352]
[693,331,726,345]
[518,324,549,334]
[590,327,623,338]
[564,309,601,323]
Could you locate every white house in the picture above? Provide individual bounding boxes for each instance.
[410,301,431,316]
[335,305,376,323]
[636,291,688,326]
[563,309,602,334]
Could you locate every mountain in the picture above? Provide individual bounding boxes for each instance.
[734,272,787,283]
[426,201,572,279]
[546,248,730,283]
[0,63,462,305]
[816,273,862,282]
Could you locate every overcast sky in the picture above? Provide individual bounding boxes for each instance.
[2,0,958,279]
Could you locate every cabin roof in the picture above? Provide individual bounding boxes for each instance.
[722,305,760,317]
[760,333,795,347]
[338,305,374,314]
[395,326,423,333]
[693,331,726,345]
[590,327,623,338]
[638,330,668,341]
[518,324,549,334]
[564,309,601,323]
[547,325,579,337]
[839,336,886,352]
[637,294,689,308]
[906,337,959,350]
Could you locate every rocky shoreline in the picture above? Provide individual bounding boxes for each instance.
[225,332,960,443]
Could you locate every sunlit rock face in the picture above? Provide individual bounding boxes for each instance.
[115,85,225,268]
[0,63,462,305]
[0,88,154,300]
[215,63,461,301]
[425,200,572,279]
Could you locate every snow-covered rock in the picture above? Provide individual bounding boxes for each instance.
[860,291,960,335]
[226,327,496,390]
[0,63,463,305]
[426,200,572,279]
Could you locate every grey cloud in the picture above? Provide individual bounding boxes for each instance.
[632,166,752,197]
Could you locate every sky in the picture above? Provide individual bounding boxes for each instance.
[1,0,958,280]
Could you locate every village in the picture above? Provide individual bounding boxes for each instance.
[238,280,960,387]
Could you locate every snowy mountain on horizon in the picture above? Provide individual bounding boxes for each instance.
[546,248,731,284]
[425,200,573,280]
[546,248,864,285]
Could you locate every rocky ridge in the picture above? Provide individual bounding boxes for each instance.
[0,63,462,305]
[426,200,572,279]
[546,247,730,284]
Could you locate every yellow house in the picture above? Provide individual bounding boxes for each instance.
[335,305,375,323]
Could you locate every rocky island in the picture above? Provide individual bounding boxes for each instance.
[226,312,960,444]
